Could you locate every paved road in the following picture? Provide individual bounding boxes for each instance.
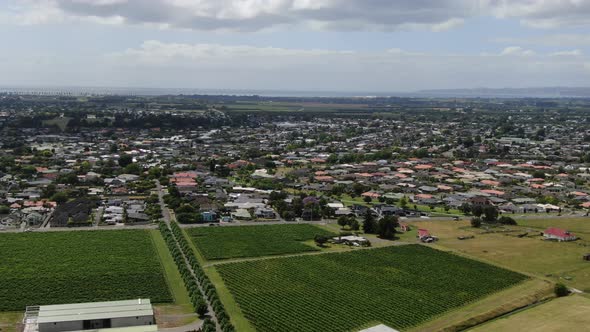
[156,180,173,225]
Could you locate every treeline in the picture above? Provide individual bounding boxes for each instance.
[159,222,235,332]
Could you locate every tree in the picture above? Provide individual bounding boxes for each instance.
[377,215,398,239]
[51,191,69,205]
[472,205,483,217]
[554,283,569,297]
[352,183,366,196]
[176,204,196,214]
[124,163,142,175]
[363,210,377,234]
[337,216,349,228]
[42,184,57,198]
[459,203,472,215]
[118,154,133,167]
[195,298,208,317]
[314,234,329,247]
[498,216,517,225]
[482,206,499,223]
[0,205,9,214]
[470,217,482,228]
[349,218,360,231]
[363,196,372,203]
[400,196,408,209]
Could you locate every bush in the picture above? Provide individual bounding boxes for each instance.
[554,283,569,297]
[470,217,482,228]
[498,216,517,225]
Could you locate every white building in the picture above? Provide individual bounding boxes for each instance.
[24,299,156,332]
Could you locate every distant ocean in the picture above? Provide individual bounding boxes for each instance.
[0,86,398,98]
[1,86,588,98]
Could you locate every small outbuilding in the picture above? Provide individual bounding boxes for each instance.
[543,227,577,242]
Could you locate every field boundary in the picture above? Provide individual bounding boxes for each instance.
[149,229,191,306]
[410,279,555,332]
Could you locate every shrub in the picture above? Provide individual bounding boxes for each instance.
[498,216,517,225]
[554,283,569,297]
[470,217,482,228]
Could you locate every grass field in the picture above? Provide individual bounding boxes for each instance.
[411,278,554,332]
[469,295,590,332]
[407,220,590,292]
[0,230,172,311]
[150,230,198,328]
[215,245,527,332]
[186,224,335,260]
[516,217,590,234]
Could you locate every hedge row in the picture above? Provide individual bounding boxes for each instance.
[165,222,235,332]
[159,222,208,317]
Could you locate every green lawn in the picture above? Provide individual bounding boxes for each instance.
[150,230,192,306]
[186,224,335,260]
[216,245,527,332]
[0,230,172,311]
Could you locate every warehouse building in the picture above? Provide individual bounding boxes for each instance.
[24,299,156,332]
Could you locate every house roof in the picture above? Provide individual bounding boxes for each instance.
[418,229,430,237]
[544,227,575,238]
[35,299,153,324]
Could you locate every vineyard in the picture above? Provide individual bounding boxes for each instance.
[186,224,335,260]
[0,230,172,311]
[216,245,527,332]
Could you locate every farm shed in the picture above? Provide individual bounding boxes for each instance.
[543,227,577,242]
[24,299,155,332]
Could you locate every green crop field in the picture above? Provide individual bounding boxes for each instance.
[0,230,172,311]
[216,245,527,332]
[186,224,335,260]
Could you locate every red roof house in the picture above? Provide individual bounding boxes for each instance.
[543,227,577,242]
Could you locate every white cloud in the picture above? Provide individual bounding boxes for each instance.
[0,0,480,31]
[487,0,590,28]
[550,49,582,56]
[500,46,536,56]
[3,0,589,31]
[90,41,589,91]
[493,34,590,47]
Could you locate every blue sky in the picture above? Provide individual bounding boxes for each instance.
[1,0,589,92]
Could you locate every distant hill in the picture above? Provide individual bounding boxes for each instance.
[414,87,590,98]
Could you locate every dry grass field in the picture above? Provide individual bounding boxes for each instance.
[469,295,590,332]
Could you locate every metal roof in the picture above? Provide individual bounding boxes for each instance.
[71,326,158,332]
[36,299,153,324]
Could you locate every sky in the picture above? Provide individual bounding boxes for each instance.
[0,0,589,92]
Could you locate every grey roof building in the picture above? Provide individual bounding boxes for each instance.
[24,299,155,332]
